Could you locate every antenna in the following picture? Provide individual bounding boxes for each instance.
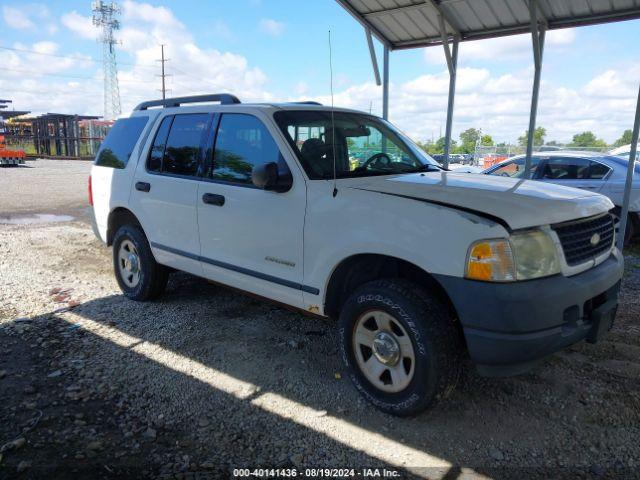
[329,30,338,198]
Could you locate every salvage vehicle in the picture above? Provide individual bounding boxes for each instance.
[483,151,639,243]
[90,94,624,415]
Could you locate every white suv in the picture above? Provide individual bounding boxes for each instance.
[90,94,624,416]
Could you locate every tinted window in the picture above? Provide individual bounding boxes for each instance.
[588,161,610,179]
[147,116,172,172]
[212,114,287,184]
[489,157,540,178]
[95,116,148,169]
[162,114,209,177]
[540,157,590,180]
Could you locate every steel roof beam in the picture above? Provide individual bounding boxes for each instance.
[365,28,382,86]
[335,0,392,49]
[428,0,460,37]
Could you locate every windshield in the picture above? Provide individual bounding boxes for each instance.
[273,110,439,179]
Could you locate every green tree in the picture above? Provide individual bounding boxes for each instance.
[613,129,633,148]
[459,128,481,154]
[434,136,457,154]
[518,127,546,147]
[480,134,494,146]
[571,131,608,149]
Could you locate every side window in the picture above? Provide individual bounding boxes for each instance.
[490,157,540,178]
[588,161,611,180]
[212,114,287,185]
[540,157,590,180]
[162,114,209,177]
[95,116,149,169]
[147,116,173,172]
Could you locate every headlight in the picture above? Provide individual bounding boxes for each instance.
[510,229,560,280]
[466,230,560,282]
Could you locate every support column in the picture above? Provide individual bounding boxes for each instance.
[617,83,640,251]
[442,37,458,170]
[524,0,546,178]
[382,45,389,120]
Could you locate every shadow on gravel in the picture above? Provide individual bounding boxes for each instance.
[3,271,638,479]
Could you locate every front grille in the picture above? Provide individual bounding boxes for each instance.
[551,214,614,266]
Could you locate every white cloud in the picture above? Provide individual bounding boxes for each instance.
[312,63,639,144]
[61,11,96,40]
[4,1,273,119]
[425,29,577,65]
[2,5,35,29]
[259,18,285,37]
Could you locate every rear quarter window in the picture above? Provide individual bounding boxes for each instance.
[95,116,149,169]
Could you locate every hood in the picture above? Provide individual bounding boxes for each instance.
[346,172,613,230]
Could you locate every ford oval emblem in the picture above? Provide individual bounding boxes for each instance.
[590,233,601,246]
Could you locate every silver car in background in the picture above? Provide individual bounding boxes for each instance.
[483,151,640,243]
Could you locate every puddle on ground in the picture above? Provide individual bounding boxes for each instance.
[0,213,75,225]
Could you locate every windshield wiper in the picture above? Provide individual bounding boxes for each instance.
[409,164,447,173]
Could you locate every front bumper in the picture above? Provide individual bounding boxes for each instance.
[436,252,624,376]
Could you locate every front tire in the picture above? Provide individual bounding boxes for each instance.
[339,279,462,416]
[112,224,168,301]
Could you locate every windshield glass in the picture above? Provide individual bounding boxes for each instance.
[273,110,439,179]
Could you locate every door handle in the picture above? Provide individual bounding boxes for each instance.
[202,193,225,206]
[135,182,151,192]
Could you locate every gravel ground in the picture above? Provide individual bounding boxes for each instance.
[0,160,91,217]
[0,161,639,479]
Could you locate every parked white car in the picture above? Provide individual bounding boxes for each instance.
[609,143,640,161]
[483,151,640,243]
[90,95,624,415]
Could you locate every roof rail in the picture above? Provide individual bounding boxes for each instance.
[133,94,241,111]
[290,101,323,105]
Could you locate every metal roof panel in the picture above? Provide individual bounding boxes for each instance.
[336,0,640,49]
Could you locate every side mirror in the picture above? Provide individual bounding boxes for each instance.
[252,162,292,192]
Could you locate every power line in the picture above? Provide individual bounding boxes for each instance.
[0,45,156,68]
[0,66,152,84]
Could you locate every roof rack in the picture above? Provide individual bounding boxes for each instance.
[133,94,241,111]
[289,101,322,105]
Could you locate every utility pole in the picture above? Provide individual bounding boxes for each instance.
[92,1,121,120]
[156,44,171,100]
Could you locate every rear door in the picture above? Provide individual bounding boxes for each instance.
[538,157,608,192]
[196,112,307,308]
[130,112,211,275]
[91,115,150,241]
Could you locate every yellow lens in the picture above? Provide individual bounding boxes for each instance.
[466,239,515,282]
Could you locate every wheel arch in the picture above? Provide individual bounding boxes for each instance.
[107,207,144,246]
[324,253,459,323]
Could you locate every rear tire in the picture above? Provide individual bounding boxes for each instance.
[112,224,168,301]
[339,279,462,416]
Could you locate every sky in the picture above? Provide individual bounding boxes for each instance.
[1,0,639,144]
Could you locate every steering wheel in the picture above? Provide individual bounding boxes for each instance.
[358,152,393,171]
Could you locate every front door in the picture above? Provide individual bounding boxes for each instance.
[130,113,211,276]
[197,112,307,308]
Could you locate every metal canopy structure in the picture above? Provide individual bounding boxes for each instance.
[336,0,640,250]
[337,0,640,50]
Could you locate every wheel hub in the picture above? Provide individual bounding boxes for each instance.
[372,331,400,366]
[124,253,139,273]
